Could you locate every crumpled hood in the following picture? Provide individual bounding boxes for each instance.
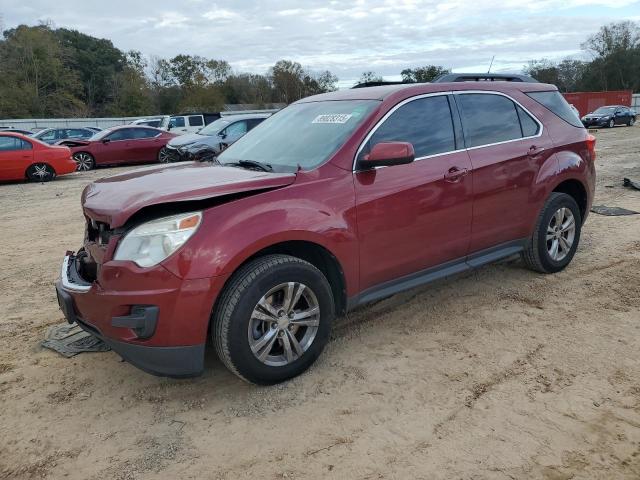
[82,162,296,228]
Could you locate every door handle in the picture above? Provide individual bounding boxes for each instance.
[444,167,469,182]
[528,145,546,157]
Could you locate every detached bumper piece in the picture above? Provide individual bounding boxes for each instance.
[55,279,204,378]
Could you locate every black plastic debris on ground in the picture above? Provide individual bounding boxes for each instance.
[591,205,639,216]
[42,322,111,358]
[623,178,640,191]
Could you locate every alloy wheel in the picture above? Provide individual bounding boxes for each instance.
[32,164,52,181]
[73,153,93,171]
[609,119,615,128]
[158,147,171,163]
[546,207,576,262]
[247,282,320,367]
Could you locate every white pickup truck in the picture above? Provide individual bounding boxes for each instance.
[130,113,222,136]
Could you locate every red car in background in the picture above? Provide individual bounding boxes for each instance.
[0,132,76,182]
[60,126,176,171]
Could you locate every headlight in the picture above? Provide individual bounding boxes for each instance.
[114,212,202,267]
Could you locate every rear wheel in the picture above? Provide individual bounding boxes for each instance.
[213,254,334,384]
[523,192,582,273]
[158,147,171,163]
[73,152,95,171]
[26,163,56,182]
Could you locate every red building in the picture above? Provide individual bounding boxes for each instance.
[563,90,632,117]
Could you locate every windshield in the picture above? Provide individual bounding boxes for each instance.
[198,118,230,135]
[218,100,378,171]
[593,107,616,115]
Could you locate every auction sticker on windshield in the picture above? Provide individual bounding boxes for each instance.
[312,114,352,124]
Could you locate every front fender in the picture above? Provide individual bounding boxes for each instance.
[161,169,360,295]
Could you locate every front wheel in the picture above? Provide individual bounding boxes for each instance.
[608,119,615,128]
[73,152,95,171]
[26,163,56,182]
[158,147,171,163]
[523,192,582,273]
[213,254,334,384]
[629,118,636,127]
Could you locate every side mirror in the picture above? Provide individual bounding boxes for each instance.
[167,124,173,130]
[219,132,227,139]
[102,138,111,144]
[359,142,415,169]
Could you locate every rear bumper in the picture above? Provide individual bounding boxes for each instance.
[55,253,226,377]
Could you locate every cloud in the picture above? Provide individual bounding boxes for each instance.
[1,0,638,85]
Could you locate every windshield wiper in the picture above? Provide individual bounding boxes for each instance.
[228,160,273,172]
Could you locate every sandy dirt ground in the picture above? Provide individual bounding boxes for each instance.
[1,125,639,480]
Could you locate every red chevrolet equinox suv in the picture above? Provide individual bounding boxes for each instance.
[56,80,596,384]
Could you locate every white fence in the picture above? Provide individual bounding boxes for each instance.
[0,109,280,130]
[632,94,640,112]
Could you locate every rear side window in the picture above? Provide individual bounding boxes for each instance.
[131,128,159,139]
[457,93,522,148]
[188,116,204,127]
[247,118,265,130]
[516,106,540,137]
[364,95,456,159]
[526,91,583,128]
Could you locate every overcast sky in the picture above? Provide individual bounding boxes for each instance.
[1,0,639,87]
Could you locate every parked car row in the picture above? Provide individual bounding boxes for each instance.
[0,113,271,183]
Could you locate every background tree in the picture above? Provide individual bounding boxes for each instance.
[358,71,383,84]
[400,65,450,83]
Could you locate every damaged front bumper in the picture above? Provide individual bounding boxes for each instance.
[54,253,217,378]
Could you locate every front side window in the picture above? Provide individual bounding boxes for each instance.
[169,117,185,128]
[218,100,378,172]
[223,121,247,137]
[457,93,523,148]
[0,136,31,151]
[360,95,456,160]
[108,128,135,141]
[37,130,57,142]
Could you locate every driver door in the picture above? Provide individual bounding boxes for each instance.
[99,128,135,164]
[354,94,473,292]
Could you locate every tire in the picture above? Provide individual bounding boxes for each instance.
[608,119,615,128]
[26,163,56,182]
[73,152,95,171]
[158,147,171,163]
[523,192,582,274]
[213,254,334,385]
[629,117,636,127]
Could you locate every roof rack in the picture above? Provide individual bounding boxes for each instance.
[352,80,409,89]
[433,73,538,83]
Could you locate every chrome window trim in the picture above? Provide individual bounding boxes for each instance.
[352,90,544,172]
[455,90,544,151]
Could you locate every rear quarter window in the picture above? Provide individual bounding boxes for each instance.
[526,91,583,128]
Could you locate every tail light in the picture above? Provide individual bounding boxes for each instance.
[586,134,596,162]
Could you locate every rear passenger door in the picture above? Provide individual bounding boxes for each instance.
[354,94,474,291]
[454,92,553,253]
[129,128,162,162]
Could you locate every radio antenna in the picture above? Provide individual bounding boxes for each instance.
[487,55,495,73]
